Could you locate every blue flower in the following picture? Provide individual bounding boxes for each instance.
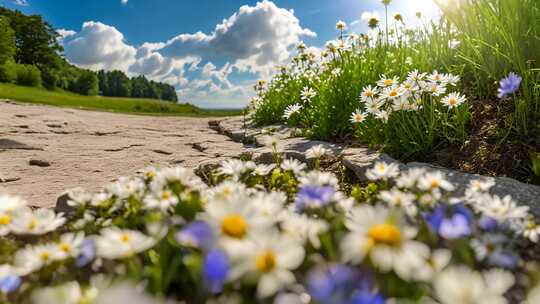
[203,249,230,294]
[307,264,381,304]
[295,185,335,211]
[497,72,522,98]
[176,221,213,249]
[75,239,96,267]
[0,275,21,294]
[426,204,473,239]
[478,215,498,232]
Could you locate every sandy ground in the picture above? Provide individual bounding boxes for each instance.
[0,101,245,207]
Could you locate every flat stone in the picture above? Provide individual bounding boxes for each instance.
[29,159,51,167]
[342,147,400,182]
[0,138,42,150]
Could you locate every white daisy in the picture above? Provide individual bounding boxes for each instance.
[0,195,27,236]
[9,207,66,235]
[417,171,455,192]
[379,189,417,216]
[142,189,179,213]
[475,194,529,222]
[380,86,404,100]
[340,205,429,280]
[252,164,276,176]
[441,92,466,108]
[280,211,328,249]
[435,267,514,304]
[230,231,305,298]
[300,87,317,102]
[350,110,368,124]
[56,232,85,260]
[366,162,400,181]
[283,103,302,119]
[95,228,156,259]
[377,75,399,87]
[305,144,331,159]
[218,159,255,180]
[14,244,63,275]
[360,85,379,102]
[280,159,306,175]
[335,20,347,30]
[413,249,452,281]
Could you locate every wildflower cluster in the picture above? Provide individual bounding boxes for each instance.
[349,70,470,156]
[1,146,540,303]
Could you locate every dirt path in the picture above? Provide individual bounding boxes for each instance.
[0,101,245,207]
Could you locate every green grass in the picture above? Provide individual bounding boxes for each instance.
[0,83,241,117]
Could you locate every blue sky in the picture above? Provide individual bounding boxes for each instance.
[0,0,440,108]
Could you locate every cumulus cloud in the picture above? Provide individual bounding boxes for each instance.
[158,0,315,75]
[62,21,136,72]
[59,1,315,107]
[121,0,128,4]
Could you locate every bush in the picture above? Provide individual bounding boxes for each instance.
[40,67,59,90]
[0,60,17,83]
[14,63,41,87]
[74,70,99,95]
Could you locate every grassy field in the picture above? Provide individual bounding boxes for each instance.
[0,83,241,117]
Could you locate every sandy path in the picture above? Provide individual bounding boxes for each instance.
[0,101,245,207]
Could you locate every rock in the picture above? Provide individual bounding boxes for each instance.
[29,159,51,167]
[14,114,27,118]
[0,138,43,150]
[342,147,401,182]
[0,176,21,183]
[54,192,77,217]
[46,124,63,128]
[192,142,209,152]
[152,149,173,155]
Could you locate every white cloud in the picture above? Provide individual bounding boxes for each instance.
[121,0,128,5]
[10,0,28,6]
[59,1,314,108]
[62,21,136,72]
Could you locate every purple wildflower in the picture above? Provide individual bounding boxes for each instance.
[176,220,213,249]
[75,239,96,267]
[426,204,473,239]
[497,72,522,98]
[203,249,230,294]
[0,275,21,294]
[306,264,382,304]
[295,185,335,211]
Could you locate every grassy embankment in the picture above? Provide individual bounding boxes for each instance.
[0,83,241,117]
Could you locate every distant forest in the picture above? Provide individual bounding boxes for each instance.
[0,7,177,102]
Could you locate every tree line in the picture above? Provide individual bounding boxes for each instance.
[0,7,177,102]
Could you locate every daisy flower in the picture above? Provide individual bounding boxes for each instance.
[305,144,331,159]
[280,211,328,248]
[299,170,338,187]
[379,189,417,216]
[340,205,429,280]
[516,217,540,242]
[252,164,276,176]
[218,159,255,180]
[366,162,400,181]
[364,98,383,114]
[350,110,367,124]
[0,195,27,236]
[475,194,530,222]
[142,189,179,213]
[280,158,306,175]
[380,86,404,100]
[417,171,455,192]
[428,70,448,84]
[360,85,379,102]
[336,20,347,30]
[425,83,447,96]
[9,207,66,235]
[231,231,305,298]
[376,75,399,88]
[56,232,85,260]
[283,103,302,119]
[300,87,317,102]
[407,70,427,82]
[95,228,156,259]
[413,249,452,282]
[442,92,466,108]
[435,267,514,304]
[14,244,63,275]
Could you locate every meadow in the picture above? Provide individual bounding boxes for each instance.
[250,0,540,183]
[0,83,241,117]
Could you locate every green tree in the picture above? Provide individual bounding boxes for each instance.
[106,70,131,97]
[74,70,98,95]
[0,16,15,64]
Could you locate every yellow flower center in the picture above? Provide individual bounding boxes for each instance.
[389,90,398,97]
[221,215,247,238]
[430,180,440,189]
[161,191,172,200]
[384,79,393,86]
[255,251,277,273]
[40,251,50,262]
[365,91,374,97]
[146,171,156,178]
[59,243,71,253]
[367,223,402,246]
[527,220,537,229]
[355,114,364,122]
[0,214,10,225]
[28,218,38,230]
[222,187,231,198]
[448,98,457,106]
[120,233,131,243]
